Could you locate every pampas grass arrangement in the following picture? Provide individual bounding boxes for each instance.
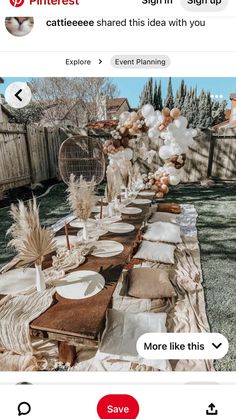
[106,164,122,203]
[7,197,57,292]
[67,174,97,240]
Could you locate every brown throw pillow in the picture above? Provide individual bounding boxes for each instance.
[127,267,176,299]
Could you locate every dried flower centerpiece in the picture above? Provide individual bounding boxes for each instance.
[106,160,123,217]
[67,174,97,241]
[7,197,57,292]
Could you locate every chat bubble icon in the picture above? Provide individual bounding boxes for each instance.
[181,0,229,12]
[18,402,31,416]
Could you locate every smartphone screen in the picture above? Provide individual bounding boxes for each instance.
[0,0,235,417]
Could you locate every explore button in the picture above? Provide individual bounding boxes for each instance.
[97,395,139,418]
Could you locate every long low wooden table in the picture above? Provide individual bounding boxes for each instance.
[29,205,151,365]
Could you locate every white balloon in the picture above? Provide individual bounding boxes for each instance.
[164,165,177,176]
[123,147,133,161]
[155,110,161,118]
[148,127,160,139]
[142,104,154,118]
[169,174,181,186]
[119,111,130,123]
[158,115,165,124]
[146,115,159,127]
[174,116,188,129]
[191,128,198,138]
[159,146,172,160]
[167,122,177,134]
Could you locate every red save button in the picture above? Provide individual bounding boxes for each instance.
[97,394,139,418]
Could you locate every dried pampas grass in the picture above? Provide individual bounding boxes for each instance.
[106,162,123,203]
[67,174,97,221]
[118,160,132,189]
[7,196,57,265]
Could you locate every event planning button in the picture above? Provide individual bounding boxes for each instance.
[111,55,170,69]
[5,82,32,109]
[97,395,139,418]
[137,333,229,359]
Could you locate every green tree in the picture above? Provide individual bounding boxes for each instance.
[139,77,154,107]
[154,80,163,111]
[212,100,227,126]
[174,79,187,109]
[8,103,43,124]
[164,77,174,109]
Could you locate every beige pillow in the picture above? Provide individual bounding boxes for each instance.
[127,268,176,299]
[143,221,182,244]
[149,212,179,224]
[98,309,171,371]
[133,241,175,264]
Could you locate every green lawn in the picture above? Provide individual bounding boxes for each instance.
[164,184,236,372]
[0,182,235,371]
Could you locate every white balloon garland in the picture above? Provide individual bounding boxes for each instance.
[103,104,197,198]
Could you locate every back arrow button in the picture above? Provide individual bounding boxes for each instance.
[15,89,23,102]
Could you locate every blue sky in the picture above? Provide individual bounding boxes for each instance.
[1,77,235,108]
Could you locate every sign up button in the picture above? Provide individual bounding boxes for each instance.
[111,55,170,69]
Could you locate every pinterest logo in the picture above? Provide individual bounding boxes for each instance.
[10,0,24,7]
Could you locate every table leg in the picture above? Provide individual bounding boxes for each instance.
[58,341,77,366]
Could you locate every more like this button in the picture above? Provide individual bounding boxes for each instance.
[97,395,139,419]
[137,333,229,360]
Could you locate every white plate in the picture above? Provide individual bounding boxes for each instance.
[132,199,152,205]
[0,268,36,294]
[121,207,142,215]
[56,270,105,300]
[98,215,121,225]
[138,191,155,197]
[92,206,109,215]
[55,235,78,248]
[108,223,135,234]
[91,240,124,258]
[69,218,96,229]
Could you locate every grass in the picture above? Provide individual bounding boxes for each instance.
[164,183,236,372]
[0,182,235,371]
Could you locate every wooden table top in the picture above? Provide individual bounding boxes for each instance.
[30,206,150,342]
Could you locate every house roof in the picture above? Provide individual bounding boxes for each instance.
[230,93,236,101]
[107,98,130,112]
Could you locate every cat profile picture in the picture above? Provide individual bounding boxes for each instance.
[5,17,34,37]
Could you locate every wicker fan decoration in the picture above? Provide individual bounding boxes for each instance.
[58,135,105,185]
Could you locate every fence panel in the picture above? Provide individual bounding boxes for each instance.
[211,128,236,180]
[0,123,31,189]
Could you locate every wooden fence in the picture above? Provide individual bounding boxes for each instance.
[0,123,67,191]
[0,123,236,194]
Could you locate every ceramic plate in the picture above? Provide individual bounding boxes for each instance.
[55,235,78,248]
[132,198,152,205]
[92,206,109,215]
[99,215,121,225]
[138,191,155,197]
[69,218,96,229]
[108,222,135,234]
[56,270,105,300]
[0,268,36,294]
[121,207,142,215]
[91,240,124,258]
